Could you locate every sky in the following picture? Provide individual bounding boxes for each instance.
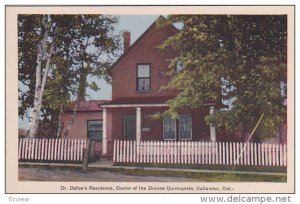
[18,15,160,129]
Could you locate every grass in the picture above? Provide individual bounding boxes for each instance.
[113,162,287,173]
[19,162,287,182]
[108,167,287,182]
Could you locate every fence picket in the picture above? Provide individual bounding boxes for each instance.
[34,139,38,160]
[113,140,116,162]
[21,138,26,160]
[279,143,283,166]
[207,142,210,164]
[246,142,250,165]
[283,144,287,166]
[37,139,41,160]
[225,142,229,165]
[250,142,253,165]
[148,141,153,163]
[133,141,136,163]
[262,143,265,166]
[268,144,272,166]
[120,140,124,163]
[126,140,129,163]
[18,138,22,160]
[116,140,119,162]
[276,144,279,166]
[29,138,34,160]
[142,141,145,163]
[258,143,261,166]
[272,144,276,166]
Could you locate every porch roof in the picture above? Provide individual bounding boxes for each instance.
[100,96,175,108]
[64,100,110,112]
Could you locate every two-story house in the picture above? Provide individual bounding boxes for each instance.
[101,16,217,158]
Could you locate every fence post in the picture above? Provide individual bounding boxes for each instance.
[279,143,283,166]
[82,139,93,173]
[283,144,287,166]
[18,138,22,160]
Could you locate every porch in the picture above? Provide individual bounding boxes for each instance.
[101,96,217,157]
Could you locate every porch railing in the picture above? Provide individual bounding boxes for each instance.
[113,140,287,166]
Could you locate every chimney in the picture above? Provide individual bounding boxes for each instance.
[123,31,131,53]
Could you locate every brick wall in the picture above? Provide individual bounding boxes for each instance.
[107,107,210,142]
[112,25,178,99]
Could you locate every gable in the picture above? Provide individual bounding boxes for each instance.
[111,16,179,99]
[112,16,178,72]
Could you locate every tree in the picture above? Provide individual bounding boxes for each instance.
[160,15,287,141]
[18,14,121,138]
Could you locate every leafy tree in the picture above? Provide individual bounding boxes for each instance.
[18,14,121,138]
[160,15,287,141]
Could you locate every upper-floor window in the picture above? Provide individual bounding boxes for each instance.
[137,64,150,91]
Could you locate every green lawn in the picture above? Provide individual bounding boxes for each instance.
[112,163,287,182]
[113,162,287,173]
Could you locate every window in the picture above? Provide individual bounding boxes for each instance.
[87,120,102,140]
[176,61,184,73]
[179,114,192,140]
[163,117,176,140]
[137,64,150,91]
[124,115,136,139]
[163,114,192,140]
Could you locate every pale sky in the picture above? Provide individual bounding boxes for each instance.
[19,15,160,129]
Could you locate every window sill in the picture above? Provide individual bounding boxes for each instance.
[136,90,153,93]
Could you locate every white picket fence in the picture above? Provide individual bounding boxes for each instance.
[18,138,87,162]
[113,140,287,166]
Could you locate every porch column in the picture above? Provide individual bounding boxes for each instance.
[136,107,141,144]
[102,108,107,155]
[209,106,216,142]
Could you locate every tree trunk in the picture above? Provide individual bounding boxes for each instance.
[29,19,55,138]
[36,45,54,115]
[63,99,79,138]
[62,61,88,138]
[56,103,64,138]
[29,43,44,137]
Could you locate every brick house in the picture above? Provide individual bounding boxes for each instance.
[100,16,217,158]
[59,16,287,162]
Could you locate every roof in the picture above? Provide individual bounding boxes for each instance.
[64,100,110,112]
[111,15,179,71]
[101,96,175,107]
[101,96,220,108]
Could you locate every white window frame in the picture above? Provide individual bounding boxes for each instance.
[137,64,151,91]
